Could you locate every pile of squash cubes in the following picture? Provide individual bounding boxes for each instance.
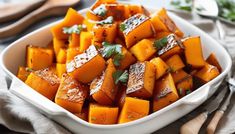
[17,0,221,125]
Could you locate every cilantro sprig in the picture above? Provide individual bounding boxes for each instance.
[119,23,127,31]
[63,24,86,34]
[93,4,107,17]
[153,37,168,49]
[112,70,129,85]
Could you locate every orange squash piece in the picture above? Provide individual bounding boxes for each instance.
[150,57,169,80]
[83,19,96,31]
[176,75,193,97]
[90,59,117,105]
[53,38,68,56]
[183,36,205,68]
[69,33,80,48]
[56,63,66,78]
[115,85,126,108]
[66,47,81,62]
[118,97,149,124]
[56,48,67,64]
[153,73,179,112]
[17,67,33,82]
[195,63,220,83]
[122,14,154,48]
[155,31,171,40]
[126,62,155,99]
[171,69,189,84]
[126,5,145,17]
[80,32,93,52]
[26,45,54,70]
[67,45,106,83]
[206,53,222,72]
[118,47,136,70]
[51,8,84,39]
[89,103,119,124]
[130,39,156,62]
[25,68,60,100]
[55,74,88,113]
[165,54,185,72]
[74,108,88,121]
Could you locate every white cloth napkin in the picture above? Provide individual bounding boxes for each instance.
[0,0,235,134]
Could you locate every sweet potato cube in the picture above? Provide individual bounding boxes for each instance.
[183,36,205,68]
[165,54,185,72]
[55,74,88,113]
[150,8,184,37]
[80,32,93,52]
[92,23,117,43]
[66,47,82,62]
[153,73,179,112]
[51,8,84,39]
[53,38,68,56]
[171,69,189,83]
[130,39,156,61]
[150,57,169,80]
[90,59,117,105]
[118,97,149,124]
[121,14,154,48]
[89,103,119,124]
[118,47,136,70]
[25,68,60,100]
[206,53,222,72]
[56,63,66,78]
[67,45,106,83]
[69,33,80,48]
[27,46,54,70]
[17,67,33,82]
[176,75,193,97]
[195,63,220,83]
[126,62,155,99]
[57,48,67,64]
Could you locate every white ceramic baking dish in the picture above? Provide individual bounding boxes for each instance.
[0,7,232,134]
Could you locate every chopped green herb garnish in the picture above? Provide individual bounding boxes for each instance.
[97,16,113,25]
[113,53,124,67]
[154,37,168,49]
[93,4,107,17]
[63,24,86,34]
[119,23,127,31]
[186,89,192,95]
[217,0,235,21]
[101,42,122,58]
[25,67,33,72]
[112,70,129,85]
[170,0,192,12]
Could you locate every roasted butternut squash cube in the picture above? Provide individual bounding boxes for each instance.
[80,32,93,52]
[25,68,60,100]
[66,47,82,62]
[69,33,80,48]
[126,62,155,99]
[195,63,220,83]
[118,97,149,124]
[121,14,154,48]
[183,36,205,68]
[165,54,185,72]
[56,63,66,78]
[57,48,67,64]
[176,75,193,97]
[89,103,119,124]
[206,53,222,72]
[171,69,189,83]
[83,19,96,31]
[17,67,33,82]
[53,38,68,56]
[157,34,183,60]
[118,47,136,70]
[92,23,117,43]
[105,4,128,21]
[150,57,169,80]
[49,64,57,74]
[155,31,172,40]
[130,39,156,62]
[51,8,84,39]
[90,59,117,105]
[153,73,179,112]
[115,85,126,108]
[55,74,88,113]
[27,46,54,70]
[126,5,145,17]
[67,45,106,83]
[150,8,184,37]
[74,108,88,121]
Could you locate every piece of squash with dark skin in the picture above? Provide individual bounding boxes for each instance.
[176,75,193,97]
[56,48,67,64]
[67,45,106,83]
[150,8,184,38]
[53,38,68,56]
[183,36,205,68]
[171,69,189,84]
[89,103,119,124]
[153,73,179,112]
[194,63,220,83]
[118,97,149,124]
[27,46,54,70]
[56,63,66,78]
[121,14,154,48]
[118,47,136,70]
[130,39,156,62]
[165,54,185,72]
[115,85,126,108]
[126,62,155,99]
[51,8,84,40]
[206,53,222,73]
[66,47,82,62]
[92,23,117,44]
[80,32,93,52]
[55,74,88,113]
[25,68,60,100]
[150,57,169,80]
[17,67,33,82]
[69,33,80,48]
[90,59,117,105]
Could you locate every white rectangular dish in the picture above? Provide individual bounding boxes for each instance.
[0,7,232,134]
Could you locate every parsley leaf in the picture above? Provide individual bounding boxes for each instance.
[63,24,86,34]
[217,0,235,21]
[153,37,168,49]
[119,23,126,31]
[113,53,124,67]
[112,70,129,84]
[170,0,192,12]
[97,16,113,25]
[101,42,122,58]
[93,4,107,17]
